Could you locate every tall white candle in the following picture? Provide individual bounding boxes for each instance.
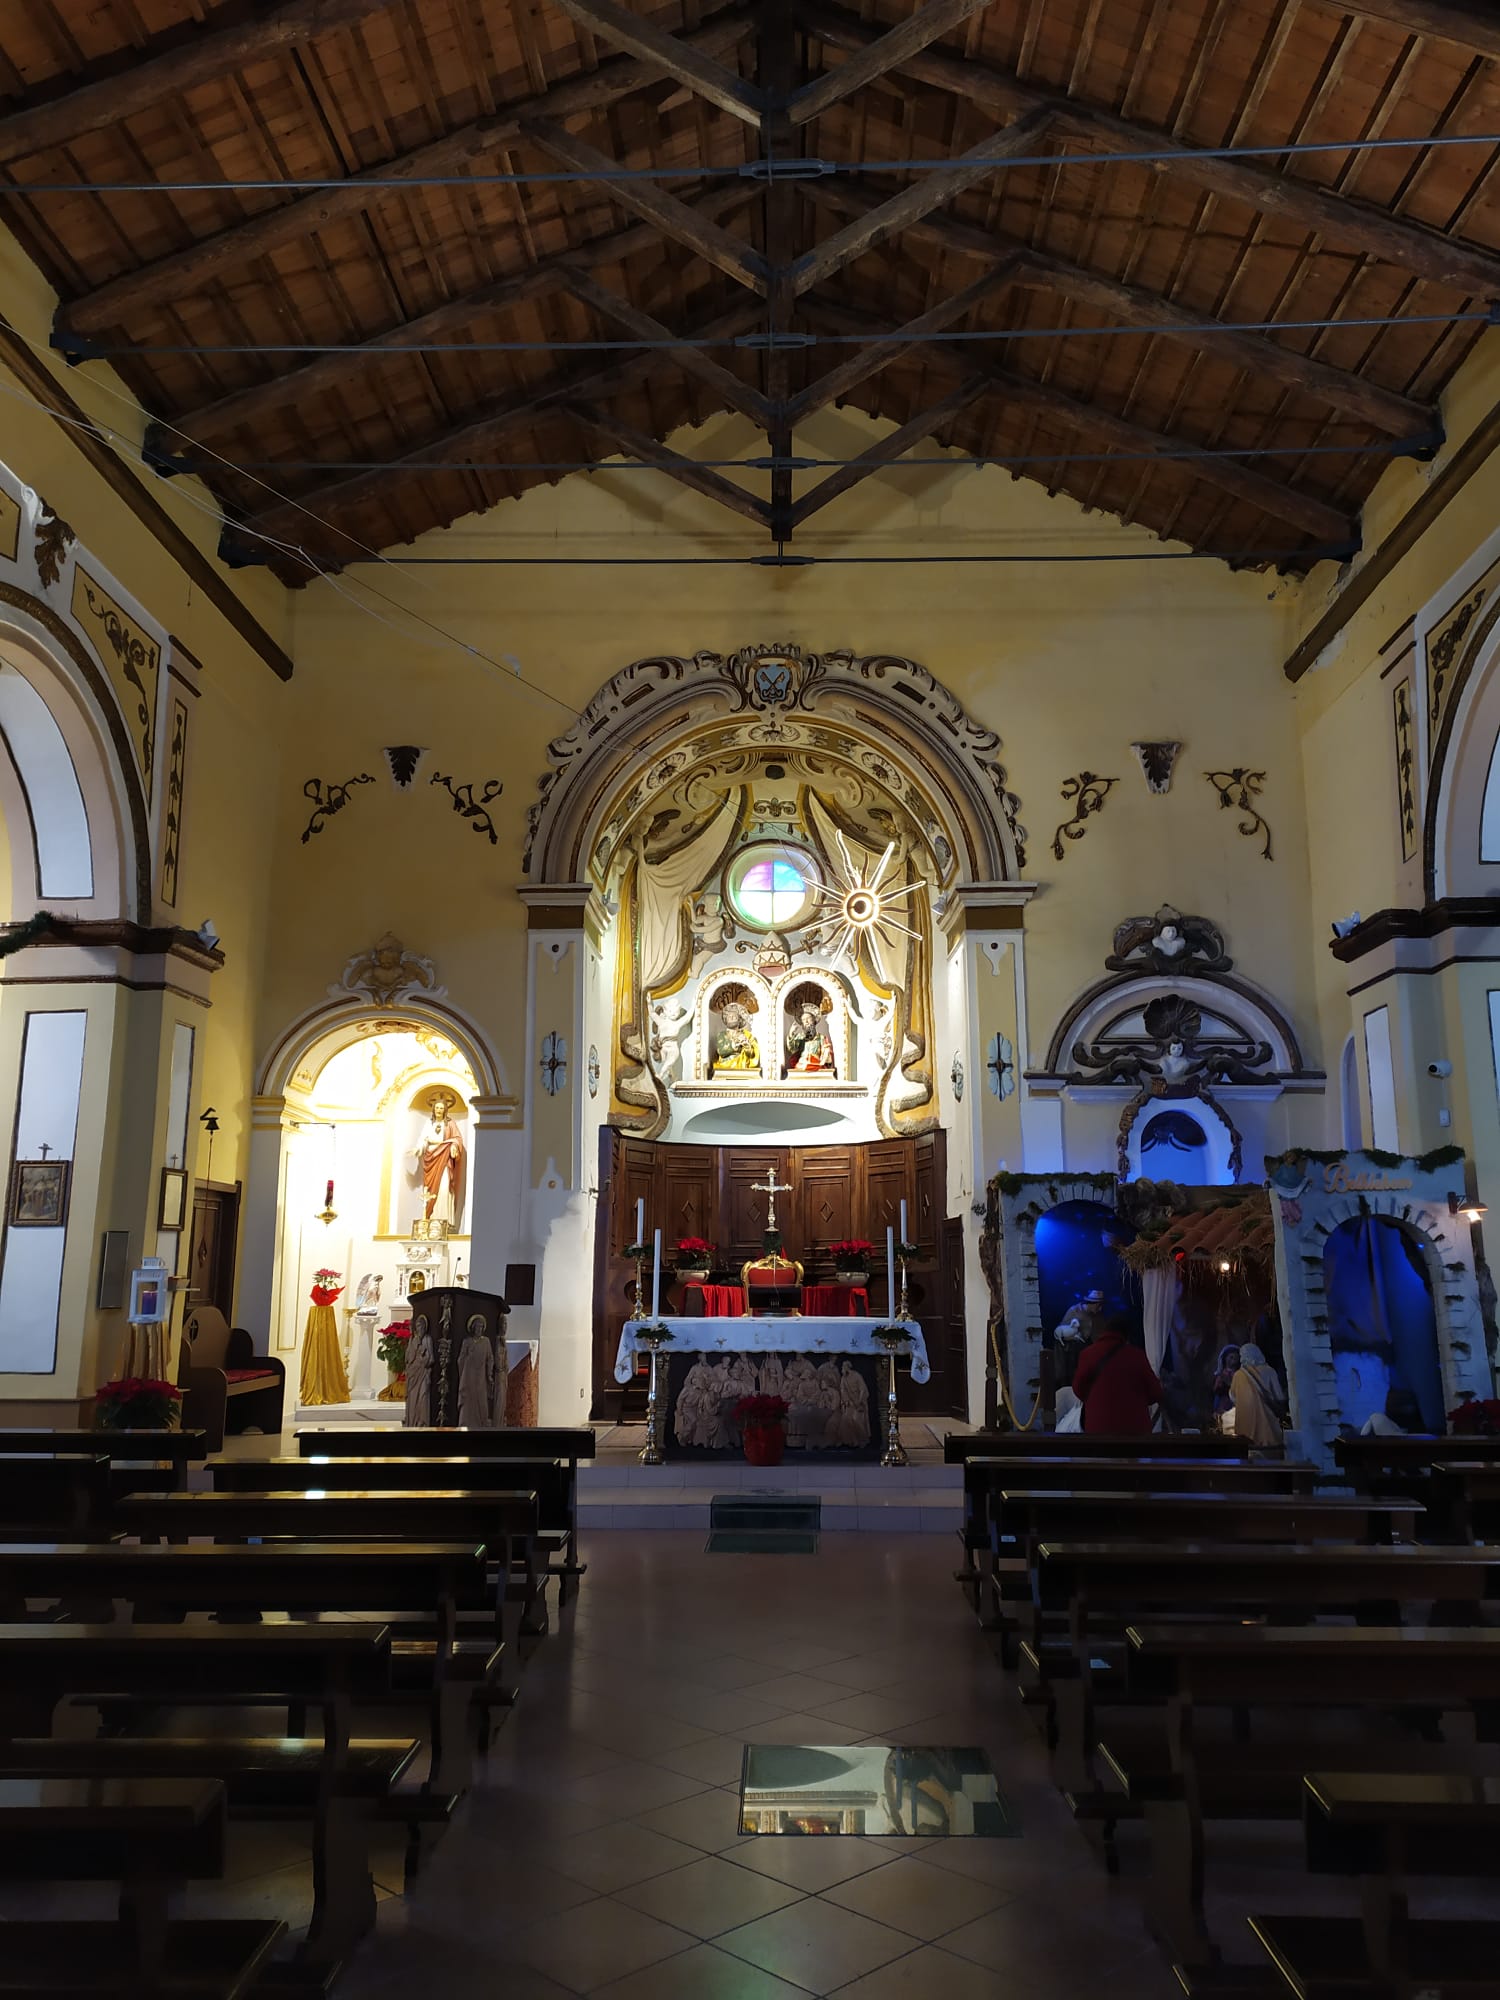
[886,1226,896,1316]
[899,1200,908,1247]
[651,1227,663,1319]
[635,1197,645,1246]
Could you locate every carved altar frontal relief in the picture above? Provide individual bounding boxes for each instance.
[662,1350,882,1462]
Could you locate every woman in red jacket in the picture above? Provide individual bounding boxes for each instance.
[1071,1312,1162,1435]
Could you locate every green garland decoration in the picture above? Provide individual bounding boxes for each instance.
[990,1169,1115,1199]
[0,913,56,958]
[1266,1143,1466,1176]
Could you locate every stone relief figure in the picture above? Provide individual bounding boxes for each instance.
[833,1360,871,1448]
[330,930,446,1005]
[713,996,761,1075]
[1105,905,1232,976]
[456,1328,497,1427]
[1071,995,1272,1091]
[786,993,837,1077]
[415,1091,466,1228]
[404,1320,434,1426]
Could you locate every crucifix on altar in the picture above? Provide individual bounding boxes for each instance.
[751,1166,793,1232]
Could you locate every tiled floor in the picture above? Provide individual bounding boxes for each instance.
[337,1532,1181,1999]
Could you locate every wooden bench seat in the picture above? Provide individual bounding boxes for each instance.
[0,1453,111,1540]
[1248,1914,1500,1998]
[946,1432,1252,1461]
[0,1735,418,1813]
[0,1775,284,1998]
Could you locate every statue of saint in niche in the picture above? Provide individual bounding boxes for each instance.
[713,996,761,1076]
[415,1091,466,1230]
[786,996,836,1077]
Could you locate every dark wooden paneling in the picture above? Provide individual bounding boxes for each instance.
[659,1146,716,1246]
[721,1148,783,1266]
[794,1145,856,1257]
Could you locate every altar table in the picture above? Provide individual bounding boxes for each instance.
[616,1316,929,1384]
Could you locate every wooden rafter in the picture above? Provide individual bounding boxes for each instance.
[803,181,1438,440]
[230,301,765,559]
[759,0,802,543]
[569,401,771,524]
[809,299,1359,548]
[55,10,755,336]
[806,2,1500,299]
[785,0,993,128]
[154,191,757,454]
[784,258,1022,425]
[545,0,766,124]
[0,0,396,166]
[787,111,1051,296]
[525,117,770,293]
[1329,0,1500,60]
[790,378,990,525]
[562,265,776,428]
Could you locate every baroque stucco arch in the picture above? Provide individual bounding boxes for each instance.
[522,643,1028,891]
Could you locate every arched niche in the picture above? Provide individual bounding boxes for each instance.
[1427,599,1500,900]
[1125,1100,1238,1185]
[258,997,505,1104]
[0,610,147,923]
[1322,1213,1444,1433]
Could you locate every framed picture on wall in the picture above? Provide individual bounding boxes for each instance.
[8,1158,71,1228]
[158,1166,188,1232]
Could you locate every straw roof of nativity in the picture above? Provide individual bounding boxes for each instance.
[1119,1187,1277,1271]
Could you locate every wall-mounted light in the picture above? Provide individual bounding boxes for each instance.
[1449,1191,1489,1223]
[1217,1258,1232,1273]
[198,1106,219,1183]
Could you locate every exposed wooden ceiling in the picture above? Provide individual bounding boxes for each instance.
[2,0,1499,579]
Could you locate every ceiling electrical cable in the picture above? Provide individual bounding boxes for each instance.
[342,545,1352,566]
[9,125,1500,195]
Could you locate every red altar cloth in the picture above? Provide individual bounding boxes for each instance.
[802,1284,870,1317]
[684,1283,747,1317]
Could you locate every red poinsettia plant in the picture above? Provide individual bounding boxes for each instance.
[310,1267,343,1308]
[675,1237,715,1264]
[1449,1392,1500,1436]
[829,1239,876,1265]
[376,1319,413,1372]
[733,1393,790,1425]
[93,1376,183,1430]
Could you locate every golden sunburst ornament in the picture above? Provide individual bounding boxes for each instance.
[809,831,923,978]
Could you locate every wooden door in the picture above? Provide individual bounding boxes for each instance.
[186,1182,239,1320]
[794,1146,857,1264]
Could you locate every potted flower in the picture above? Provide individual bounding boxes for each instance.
[93,1376,183,1431]
[376,1318,413,1401]
[675,1236,715,1276]
[830,1239,876,1283]
[733,1392,790,1466]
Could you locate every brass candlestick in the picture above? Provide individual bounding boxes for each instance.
[880,1341,910,1468]
[637,1330,671,1466]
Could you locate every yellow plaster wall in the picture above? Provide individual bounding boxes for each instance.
[0,228,288,1208]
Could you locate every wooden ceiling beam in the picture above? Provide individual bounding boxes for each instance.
[569,400,771,525]
[228,300,763,560]
[55,9,753,336]
[786,109,1050,296]
[784,0,992,128]
[809,298,1359,547]
[525,117,770,293]
[803,180,1439,440]
[789,377,989,525]
[785,257,1022,424]
[160,189,755,454]
[562,264,776,427]
[545,0,765,124]
[806,2,1500,298]
[1328,0,1500,61]
[0,0,396,167]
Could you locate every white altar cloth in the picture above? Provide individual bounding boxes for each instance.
[616,1317,929,1384]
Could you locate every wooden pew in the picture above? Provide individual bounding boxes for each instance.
[1432,1461,1500,1545]
[945,1431,1251,1461]
[212,1456,565,1633]
[1334,1435,1500,1541]
[1241,1771,1500,1998]
[0,1428,207,1493]
[0,1773,284,1998]
[296,1426,593,1602]
[1031,1541,1498,1794]
[0,1619,393,1966]
[1117,1623,1500,1966]
[956,1456,1317,1630]
[0,1451,111,1539]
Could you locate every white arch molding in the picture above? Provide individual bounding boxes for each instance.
[1425,584,1500,900]
[241,999,517,1357]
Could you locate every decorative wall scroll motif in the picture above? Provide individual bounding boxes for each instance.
[539,1032,568,1096]
[950,1053,965,1102]
[1051,772,1117,860]
[329,932,446,1006]
[0,488,19,565]
[1069,994,1273,1092]
[522,644,1028,882]
[987,1033,1015,1100]
[431,770,502,846]
[159,697,188,907]
[1204,767,1272,860]
[71,566,160,798]
[1106,904,1232,976]
[1392,678,1418,864]
[384,745,424,788]
[301,772,374,842]
[33,503,74,589]
[1131,741,1181,794]
[587,1045,600,1098]
[1427,584,1487,739]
